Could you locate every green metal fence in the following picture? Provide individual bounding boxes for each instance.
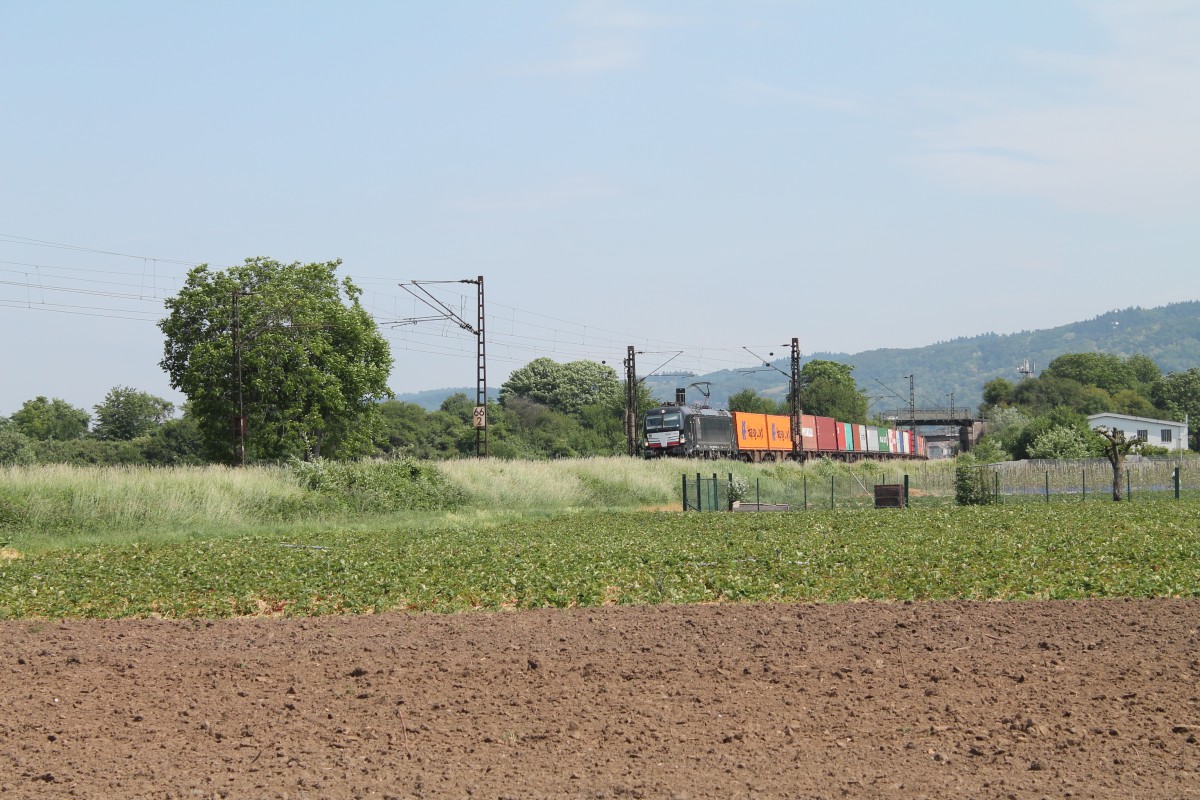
[680,457,1197,511]
[681,473,729,512]
[682,472,913,511]
[975,460,1190,504]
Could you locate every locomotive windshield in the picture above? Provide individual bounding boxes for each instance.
[644,410,682,432]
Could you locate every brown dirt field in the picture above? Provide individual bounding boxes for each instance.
[2,600,1199,799]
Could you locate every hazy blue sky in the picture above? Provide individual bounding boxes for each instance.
[2,1,1198,416]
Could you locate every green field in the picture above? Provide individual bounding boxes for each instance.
[2,459,1198,619]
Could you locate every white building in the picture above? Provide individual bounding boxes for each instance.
[1087,413,1189,453]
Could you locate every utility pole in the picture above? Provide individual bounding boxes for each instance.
[624,345,639,457]
[394,276,488,457]
[789,337,802,456]
[231,288,254,466]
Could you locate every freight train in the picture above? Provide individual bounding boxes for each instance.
[643,403,927,462]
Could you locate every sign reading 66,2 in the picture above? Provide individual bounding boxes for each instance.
[473,405,487,428]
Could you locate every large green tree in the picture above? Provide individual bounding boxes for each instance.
[1151,368,1200,450]
[980,377,1014,409]
[1125,353,1162,386]
[159,257,392,462]
[1010,374,1090,415]
[1043,353,1139,396]
[92,386,175,440]
[800,360,868,423]
[499,358,621,416]
[1011,406,1095,460]
[10,396,89,441]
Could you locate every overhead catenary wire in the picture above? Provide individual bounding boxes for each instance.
[0,233,786,380]
[0,233,755,359]
[0,232,208,267]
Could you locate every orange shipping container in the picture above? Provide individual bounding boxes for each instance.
[766,414,792,451]
[733,412,770,451]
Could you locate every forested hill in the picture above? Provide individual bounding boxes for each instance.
[646,301,1200,411]
[399,302,1200,412]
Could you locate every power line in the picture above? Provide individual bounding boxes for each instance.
[0,233,789,378]
[0,300,162,321]
[0,234,766,359]
[0,278,170,303]
[0,233,206,267]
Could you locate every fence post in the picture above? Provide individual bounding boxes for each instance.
[903,474,909,508]
[1175,466,1181,500]
[711,473,718,511]
[830,475,835,510]
[994,471,1000,504]
[728,473,734,511]
[1045,470,1050,503]
[1126,469,1131,502]
[696,472,702,513]
[803,475,808,510]
[682,474,688,511]
[1082,466,1086,501]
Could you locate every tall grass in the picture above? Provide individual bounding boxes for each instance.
[0,464,312,544]
[438,456,684,509]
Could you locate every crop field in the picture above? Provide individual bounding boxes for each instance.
[2,494,1198,619]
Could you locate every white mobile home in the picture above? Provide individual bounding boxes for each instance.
[1087,413,1189,453]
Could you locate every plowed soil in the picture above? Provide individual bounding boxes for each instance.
[2,600,1199,799]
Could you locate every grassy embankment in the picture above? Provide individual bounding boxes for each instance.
[0,457,958,548]
[1,458,1197,619]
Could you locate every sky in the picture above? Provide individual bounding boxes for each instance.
[2,0,1199,416]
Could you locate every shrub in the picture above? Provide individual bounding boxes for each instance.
[726,475,751,507]
[954,456,995,506]
[1027,426,1091,460]
[969,438,1009,464]
[0,430,36,466]
[290,457,468,514]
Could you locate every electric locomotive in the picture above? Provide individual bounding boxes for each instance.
[643,404,736,458]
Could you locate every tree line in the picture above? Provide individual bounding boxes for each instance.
[0,360,656,466]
